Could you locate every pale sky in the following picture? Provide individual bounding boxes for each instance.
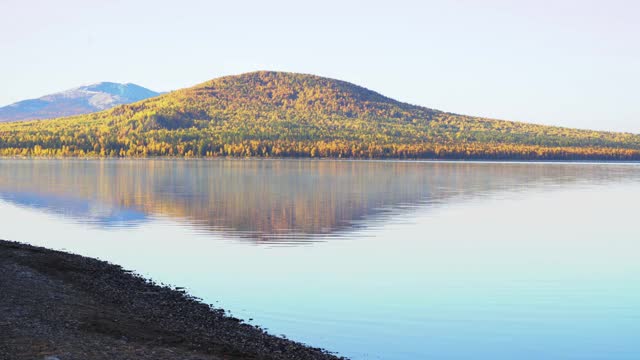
[1,0,638,133]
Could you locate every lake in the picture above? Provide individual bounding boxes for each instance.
[1,159,639,359]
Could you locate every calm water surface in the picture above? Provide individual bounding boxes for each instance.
[1,159,639,359]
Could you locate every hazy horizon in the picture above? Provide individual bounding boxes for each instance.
[2,0,638,133]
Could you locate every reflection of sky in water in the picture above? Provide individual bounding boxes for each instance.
[1,160,640,359]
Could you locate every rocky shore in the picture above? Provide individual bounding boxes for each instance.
[0,240,344,360]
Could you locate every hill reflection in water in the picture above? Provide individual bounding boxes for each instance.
[0,159,638,243]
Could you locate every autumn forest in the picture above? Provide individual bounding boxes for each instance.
[1,71,639,160]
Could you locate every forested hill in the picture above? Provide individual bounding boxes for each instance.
[0,71,639,160]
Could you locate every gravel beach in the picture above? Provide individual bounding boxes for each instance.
[0,240,344,360]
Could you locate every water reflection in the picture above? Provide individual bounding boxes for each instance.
[0,160,639,242]
[1,160,640,359]
[0,191,148,227]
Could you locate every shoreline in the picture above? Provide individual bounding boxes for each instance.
[0,156,639,164]
[0,239,344,360]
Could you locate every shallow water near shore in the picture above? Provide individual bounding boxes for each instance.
[1,159,640,359]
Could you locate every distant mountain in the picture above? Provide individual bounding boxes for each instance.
[0,71,639,160]
[0,82,159,122]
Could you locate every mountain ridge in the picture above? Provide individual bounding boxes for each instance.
[0,82,159,122]
[0,71,639,160]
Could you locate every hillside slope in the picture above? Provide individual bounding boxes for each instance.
[0,71,639,160]
[0,82,159,122]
